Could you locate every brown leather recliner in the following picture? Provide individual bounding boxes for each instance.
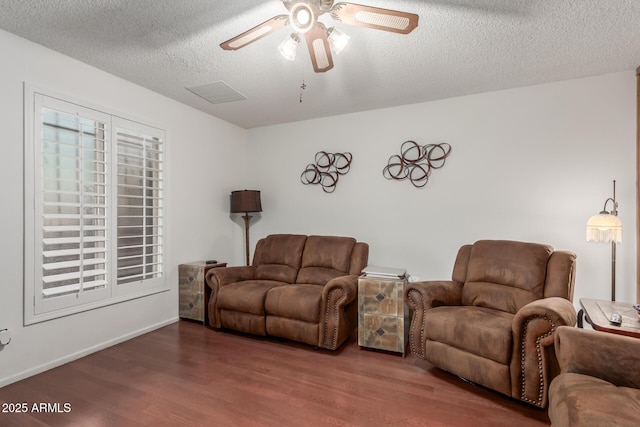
[404,240,577,407]
[206,234,369,350]
[549,326,640,426]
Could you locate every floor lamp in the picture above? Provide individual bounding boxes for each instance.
[230,190,262,266]
[586,180,622,301]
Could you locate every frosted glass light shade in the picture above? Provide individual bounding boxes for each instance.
[586,213,622,243]
[328,27,350,55]
[278,34,299,61]
[289,2,315,33]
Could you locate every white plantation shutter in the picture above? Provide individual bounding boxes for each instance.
[33,97,111,314]
[114,120,164,289]
[25,90,167,324]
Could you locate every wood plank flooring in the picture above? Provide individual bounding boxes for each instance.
[0,321,550,426]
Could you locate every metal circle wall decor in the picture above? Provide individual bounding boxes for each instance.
[301,151,353,193]
[383,141,452,188]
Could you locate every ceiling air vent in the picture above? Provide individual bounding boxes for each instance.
[186,81,246,104]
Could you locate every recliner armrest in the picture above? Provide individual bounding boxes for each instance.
[555,325,640,389]
[206,265,256,290]
[513,297,577,332]
[323,274,358,301]
[510,297,577,407]
[319,274,358,350]
[205,266,256,328]
[403,280,463,359]
[404,280,463,310]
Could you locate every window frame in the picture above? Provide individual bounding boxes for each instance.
[24,84,168,325]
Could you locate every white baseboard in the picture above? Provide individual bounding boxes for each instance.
[0,317,179,388]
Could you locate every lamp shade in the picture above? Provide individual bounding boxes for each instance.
[328,27,350,55]
[586,213,622,243]
[230,190,262,213]
[278,34,299,61]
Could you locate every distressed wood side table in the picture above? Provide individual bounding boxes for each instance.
[179,261,226,325]
[358,275,409,356]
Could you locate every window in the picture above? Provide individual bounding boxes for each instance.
[113,120,164,291]
[25,89,166,324]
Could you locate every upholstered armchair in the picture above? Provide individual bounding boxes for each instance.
[404,240,576,408]
[549,326,640,426]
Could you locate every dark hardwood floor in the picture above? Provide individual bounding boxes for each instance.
[0,321,550,426]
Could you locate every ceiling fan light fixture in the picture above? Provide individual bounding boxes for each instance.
[290,2,317,33]
[221,0,419,73]
[278,33,300,61]
[327,27,349,55]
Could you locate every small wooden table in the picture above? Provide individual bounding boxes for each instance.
[179,261,227,325]
[578,298,640,338]
[358,275,409,356]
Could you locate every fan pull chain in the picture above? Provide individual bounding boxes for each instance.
[300,78,306,103]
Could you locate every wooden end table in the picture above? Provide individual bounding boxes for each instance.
[358,275,409,356]
[578,298,640,338]
[179,261,227,325]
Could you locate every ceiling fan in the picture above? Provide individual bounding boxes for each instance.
[220,0,419,73]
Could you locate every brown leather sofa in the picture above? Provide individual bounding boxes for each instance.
[404,240,577,407]
[549,326,640,426]
[205,234,369,350]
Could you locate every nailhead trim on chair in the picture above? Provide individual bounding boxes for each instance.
[406,289,427,359]
[519,315,555,407]
[322,288,344,349]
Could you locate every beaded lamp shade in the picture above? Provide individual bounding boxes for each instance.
[585,180,621,301]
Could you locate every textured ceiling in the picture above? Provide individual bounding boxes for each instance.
[1,1,639,129]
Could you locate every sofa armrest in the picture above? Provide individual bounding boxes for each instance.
[319,274,358,350]
[205,266,255,328]
[403,280,463,359]
[206,266,255,289]
[555,325,640,389]
[510,297,577,407]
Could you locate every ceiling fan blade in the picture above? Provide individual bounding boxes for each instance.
[220,15,289,50]
[304,23,334,73]
[330,2,418,34]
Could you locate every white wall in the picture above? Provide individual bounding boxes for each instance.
[0,29,247,386]
[246,71,637,306]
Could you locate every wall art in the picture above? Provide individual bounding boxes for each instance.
[301,151,352,193]
[383,141,452,188]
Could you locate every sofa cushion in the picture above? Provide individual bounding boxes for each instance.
[217,280,287,315]
[462,240,553,313]
[296,235,356,285]
[253,234,307,283]
[265,284,323,323]
[425,305,514,365]
[549,373,640,427]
